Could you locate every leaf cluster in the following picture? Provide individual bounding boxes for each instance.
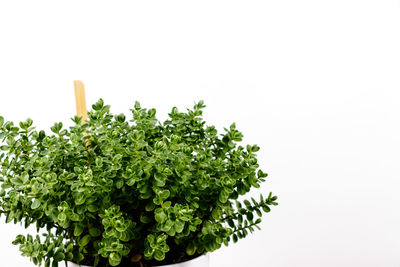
[0,100,278,266]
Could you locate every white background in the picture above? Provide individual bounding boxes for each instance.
[0,1,400,266]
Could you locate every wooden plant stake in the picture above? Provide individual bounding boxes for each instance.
[73,80,90,146]
[74,80,88,124]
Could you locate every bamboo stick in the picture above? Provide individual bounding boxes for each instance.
[74,80,90,147]
[73,80,88,124]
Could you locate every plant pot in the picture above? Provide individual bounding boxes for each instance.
[66,254,210,267]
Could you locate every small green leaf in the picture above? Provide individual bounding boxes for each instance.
[87,204,98,213]
[219,190,228,203]
[154,207,167,222]
[255,208,262,217]
[186,243,196,255]
[159,189,170,201]
[115,179,124,189]
[95,158,103,167]
[134,101,141,110]
[53,251,65,262]
[66,242,74,252]
[70,213,80,221]
[246,212,254,221]
[73,251,84,263]
[21,173,29,184]
[126,178,135,186]
[243,200,252,209]
[94,255,100,267]
[116,113,126,123]
[0,145,10,151]
[65,252,73,261]
[109,252,122,266]
[31,199,40,210]
[154,250,166,261]
[140,215,152,224]
[89,227,101,237]
[233,234,238,243]
[162,220,173,232]
[78,234,91,247]
[19,121,26,129]
[262,205,271,213]
[38,130,46,140]
[145,202,155,212]
[174,220,185,233]
[74,194,86,205]
[57,212,67,221]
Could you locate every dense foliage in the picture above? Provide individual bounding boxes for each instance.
[0,100,278,267]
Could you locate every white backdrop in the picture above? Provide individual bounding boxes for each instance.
[0,1,399,266]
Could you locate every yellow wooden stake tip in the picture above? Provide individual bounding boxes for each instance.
[73,80,88,124]
[74,80,90,147]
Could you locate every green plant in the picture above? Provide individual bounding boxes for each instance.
[0,100,278,267]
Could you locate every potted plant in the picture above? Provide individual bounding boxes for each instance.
[0,95,278,267]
